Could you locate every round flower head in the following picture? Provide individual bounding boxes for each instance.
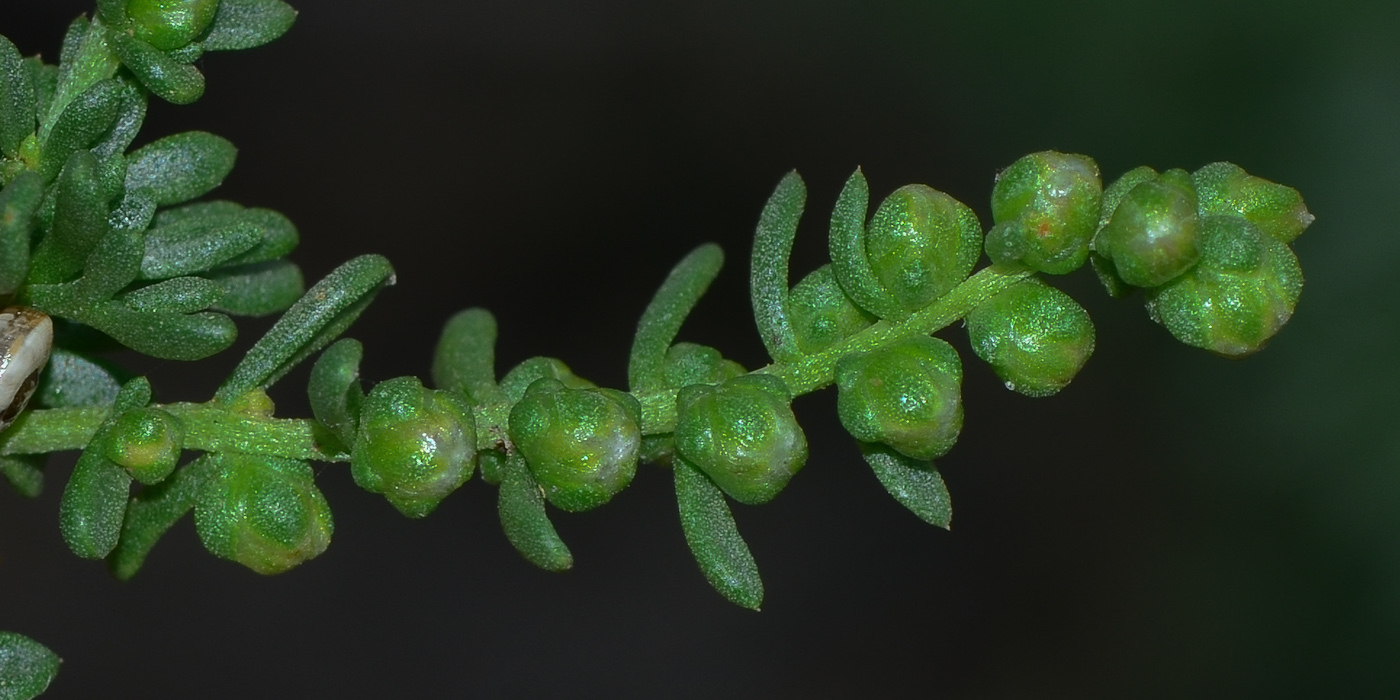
[509,378,642,512]
[352,376,477,518]
[835,335,963,461]
[673,374,807,505]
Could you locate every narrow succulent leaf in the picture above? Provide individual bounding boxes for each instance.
[107,31,205,105]
[828,168,904,320]
[308,338,364,449]
[44,17,120,138]
[221,208,298,264]
[0,171,43,294]
[85,303,238,361]
[203,0,299,51]
[106,192,156,235]
[216,254,395,402]
[627,243,724,392]
[0,455,44,498]
[22,59,57,129]
[207,260,304,316]
[154,200,243,227]
[0,631,61,700]
[0,36,36,159]
[498,454,573,572]
[59,436,134,559]
[38,79,123,181]
[140,220,261,280]
[97,0,128,25]
[37,348,128,408]
[674,455,763,610]
[29,151,108,284]
[432,307,505,405]
[90,75,147,161]
[110,454,219,580]
[121,276,224,313]
[861,444,952,529]
[750,172,805,363]
[124,131,235,205]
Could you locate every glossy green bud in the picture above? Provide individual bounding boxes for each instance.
[835,336,963,461]
[865,185,982,313]
[105,406,183,484]
[662,342,746,389]
[1192,162,1314,243]
[128,0,220,51]
[508,378,642,512]
[1095,168,1200,288]
[788,264,875,354]
[352,376,477,518]
[194,454,333,575]
[673,374,807,505]
[1146,216,1302,357]
[986,151,1103,275]
[966,279,1095,397]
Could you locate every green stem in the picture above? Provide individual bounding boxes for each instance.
[0,265,1033,462]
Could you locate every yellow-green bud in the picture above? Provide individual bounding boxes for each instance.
[352,376,477,518]
[835,336,962,461]
[673,374,807,505]
[986,151,1103,275]
[105,406,183,484]
[194,454,333,575]
[509,378,642,512]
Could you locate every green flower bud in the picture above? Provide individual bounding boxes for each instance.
[986,151,1103,275]
[662,342,746,389]
[865,185,982,314]
[508,378,642,512]
[967,279,1095,397]
[787,264,876,354]
[352,376,477,518]
[673,374,807,505]
[1192,162,1314,243]
[1095,169,1201,288]
[194,454,333,575]
[835,336,963,461]
[1146,216,1302,357]
[127,0,220,51]
[105,406,184,485]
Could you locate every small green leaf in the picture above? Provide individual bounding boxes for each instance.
[202,0,299,52]
[90,75,148,162]
[60,377,146,559]
[861,443,952,529]
[0,171,43,294]
[22,59,57,129]
[432,307,505,405]
[110,454,218,580]
[29,151,108,284]
[38,79,124,181]
[120,276,225,313]
[628,243,724,392]
[106,30,205,105]
[828,168,904,320]
[207,260,304,317]
[97,0,128,25]
[0,455,44,499]
[0,36,36,159]
[37,348,127,408]
[0,631,61,700]
[498,454,573,572]
[308,338,364,450]
[750,171,804,363]
[150,202,298,267]
[44,16,120,137]
[124,131,235,205]
[216,254,395,402]
[106,192,156,235]
[84,303,237,361]
[674,455,763,611]
[140,218,262,280]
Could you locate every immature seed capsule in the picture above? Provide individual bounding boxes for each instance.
[352,376,477,518]
[194,454,334,575]
[1192,162,1314,244]
[834,336,963,461]
[986,151,1104,275]
[966,280,1095,397]
[865,185,983,314]
[1146,216,1303,357]
[508,378,642,512]
[0,307,53,434]
[673,374,807,505]
[1094,169,1201,288]
[127,0,221,51]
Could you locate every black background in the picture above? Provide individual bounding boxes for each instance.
[1,1,1397,697]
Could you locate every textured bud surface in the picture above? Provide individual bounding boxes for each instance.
[835,336,963,461]
[106,406,183,484]
[673,374,807,505]
[509,378,642,512]
[986,151,1103,274]
[128,0,221,50]
[1095,169,1200,288]
[1146,216,1302,357]
[865,185,982,313]
[194,454,333,575]
[967,280,1095,397]
[788,264,875,354]
[352,376,477,517]
[1192,162,1313,244]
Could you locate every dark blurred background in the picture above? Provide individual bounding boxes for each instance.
[0,1,1394,697]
